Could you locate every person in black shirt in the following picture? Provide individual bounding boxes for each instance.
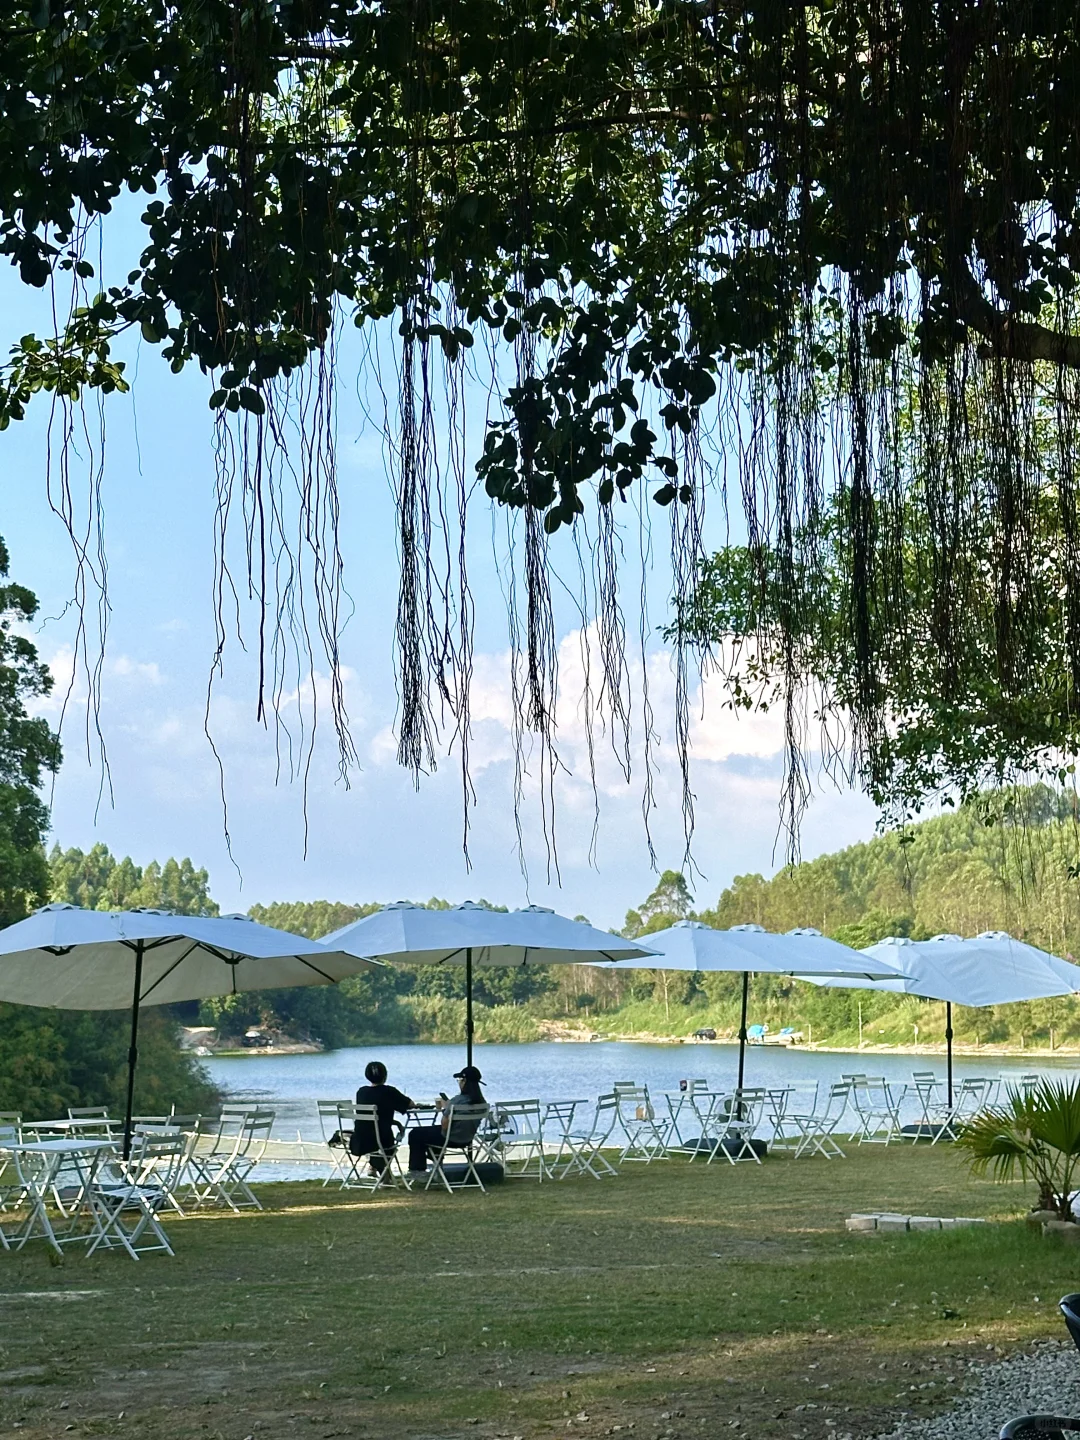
[351,1060,415,1175]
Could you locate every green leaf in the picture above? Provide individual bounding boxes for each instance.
[238,388,266,416]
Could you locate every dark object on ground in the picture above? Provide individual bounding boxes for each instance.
[1000,1418,1080,1440]
[693,1027,717,1040]
[680,1136,768,1159]
[1061,1294,1080,1352]
[998,1297,1080,1440]
[900,1123,954,1142]
[426,1162,505,1186]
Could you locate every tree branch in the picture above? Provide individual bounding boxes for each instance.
[953,270,1080,369]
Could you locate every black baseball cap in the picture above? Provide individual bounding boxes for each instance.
[453,1065,485,1084]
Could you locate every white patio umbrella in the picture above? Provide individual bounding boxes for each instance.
[597,920,902,1090]
[321,901,655,1066]
[802,931,1080,1105]
[0,904,385,1155]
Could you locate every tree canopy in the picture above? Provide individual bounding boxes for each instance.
[622,868,693,937]
[49,843,219,915]
[5,3,1080,840]
[0,535,59,925]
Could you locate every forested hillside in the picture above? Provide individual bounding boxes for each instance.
[604,788,1080,1048]
[701,787,1080,957]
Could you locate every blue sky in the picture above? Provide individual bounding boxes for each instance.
[0,212,878,930]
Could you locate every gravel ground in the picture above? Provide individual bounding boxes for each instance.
[874,1342,1080,1440]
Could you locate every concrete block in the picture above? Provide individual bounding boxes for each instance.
[877,1216,910,1233]
[846,1216,878,1231]
[909,1216,943,1231]
[1026,1209,1059,1228]
[1043,1220,1080,1244]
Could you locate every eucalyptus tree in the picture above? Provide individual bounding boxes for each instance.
[4,0,1080,845]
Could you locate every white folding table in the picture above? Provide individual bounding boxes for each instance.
[0,1139,115,1254]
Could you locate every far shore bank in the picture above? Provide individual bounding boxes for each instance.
[591,1030,1080,1059]
[199,1025,1080,1061]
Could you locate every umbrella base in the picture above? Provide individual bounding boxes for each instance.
[434,1162,506,1185]
[900,1123,953,1142]
[679,1136,769,1159]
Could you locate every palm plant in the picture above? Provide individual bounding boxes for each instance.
[955,1078,1080,1220]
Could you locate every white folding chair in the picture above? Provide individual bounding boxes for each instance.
[552,1094,620,1179]
[337,1103,406,1190]
[0,1115,22,1248]
[764,1087,799,1149]
[87,1133,186,1259]
[66,1107,115,1138]
[186,1110,274,1210]
[424,1103,491,1193]
[616,1087,670,1163]
[909,1072,941,1138]
[131,1118,201,1215]
[0,1114,24,1216]
[694,1088,766,1164]
[317,1099,356,1187]
[929,1077,996,1144]
[487,1100,547,1179]
[847,1077,905,1144]
[790,1082,851,1158]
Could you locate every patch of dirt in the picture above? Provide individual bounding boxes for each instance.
[0,1331,1013,1440]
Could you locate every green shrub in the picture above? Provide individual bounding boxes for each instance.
[956,1077,1080,1217]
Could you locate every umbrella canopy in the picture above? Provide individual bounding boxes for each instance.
[861,932,1080,1007]
[800,931,1080,1105]
[0,904,382,1009]
[0,904,384,1154]
[322,901,655,1064]
[322,901,653,967]
[597,920,902,1089]
[602,920,902,979]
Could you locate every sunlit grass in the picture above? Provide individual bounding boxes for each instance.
[0,1145,1073,1440]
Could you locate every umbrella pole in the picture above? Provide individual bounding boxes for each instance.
[945,1001,954,1110]
[123,939,145,1161]
[466,946,474,1069]
[736,971,749,1113]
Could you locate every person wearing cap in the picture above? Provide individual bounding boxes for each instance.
[351,1060,415,1176]
[407,1065,487,1175]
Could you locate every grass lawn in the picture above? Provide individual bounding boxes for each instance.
[1,1146,1077,1440]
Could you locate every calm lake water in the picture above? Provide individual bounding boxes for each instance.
[204,1039,1080,1150]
